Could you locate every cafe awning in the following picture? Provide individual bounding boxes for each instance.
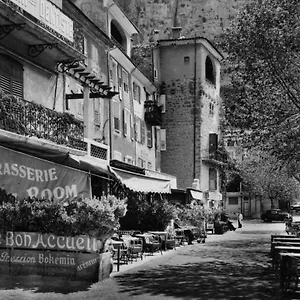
[190,190,204,201]
[109,167,171,194]
[68,154,111,177]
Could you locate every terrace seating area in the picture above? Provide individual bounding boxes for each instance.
[106,228,203,272]
[270,222,300,295]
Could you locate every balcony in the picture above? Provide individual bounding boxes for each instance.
[144,100,162,126]
[0,0,85,70]
[202,149,227,166]
[0,94,86,152]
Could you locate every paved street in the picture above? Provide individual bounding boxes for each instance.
[0,220,294,300]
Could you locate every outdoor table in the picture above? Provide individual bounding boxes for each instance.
[110,240,129,271]
[279,252,300,294]
[273,246,300,271]
[149,231,168,251]
[135,233,162,255]
[121,235,143,261]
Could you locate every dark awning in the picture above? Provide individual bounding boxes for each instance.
[109,167,171,194]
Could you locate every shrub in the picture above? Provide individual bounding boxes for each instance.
[0,189,127,250]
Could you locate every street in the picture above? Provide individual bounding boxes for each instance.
[0,220,293,300]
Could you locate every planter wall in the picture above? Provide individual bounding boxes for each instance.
[0,231,105,282]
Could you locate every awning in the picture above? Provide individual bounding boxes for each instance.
[190,190,203,201]
[68,154,111,177]
[109,167,171,194]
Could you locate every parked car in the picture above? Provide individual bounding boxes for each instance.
[291,202,300,212]
[261,209,291,222]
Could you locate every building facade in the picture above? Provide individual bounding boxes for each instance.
[72,0,177,194]
[153,30,223,207]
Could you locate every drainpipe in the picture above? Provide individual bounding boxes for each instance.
[107,51,113,160]
[193,37,197,179]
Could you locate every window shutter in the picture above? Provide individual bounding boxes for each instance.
[122,70,128,93]
[160,128,166,151]
[118,64,122,100]
[141,120,145,144]
[130,114,134,140]
[147,125,152,148]
[134,115,138,140]
[137,85,141,103]
[113,101,120,131]
[0,73,11,95]
[133,82,136,99]
[123,109,128,137]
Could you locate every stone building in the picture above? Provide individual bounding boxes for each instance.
[153,28,223,208]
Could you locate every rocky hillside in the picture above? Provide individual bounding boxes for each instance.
[115,0,242,45]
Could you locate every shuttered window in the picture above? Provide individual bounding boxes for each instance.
[0,54,23,98]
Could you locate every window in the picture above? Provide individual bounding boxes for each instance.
[114,151,122,161]
[209,102,214,115]
[123,109,130,137]
[124,155,133,164]
[209,168,217,191]
[0,54,23,98]
[228,197,239,205]
[160,94,166,113]
[205,56,216,85]
[133,82,141,103]
[184,56,190,64]
[160,128,166,151]
[209,133,218,154]
[113,100,120,132]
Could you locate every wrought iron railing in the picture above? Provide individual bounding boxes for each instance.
[202,149,227,164]
[0,95,86,152]
[144,100,162,126]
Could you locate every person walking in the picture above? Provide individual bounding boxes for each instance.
[237,211,243,228]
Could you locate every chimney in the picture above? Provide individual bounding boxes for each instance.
[171,27,182,39]
[192,178,200,190]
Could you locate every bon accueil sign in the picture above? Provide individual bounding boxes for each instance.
[0,232,101,281]
[0,146,91,201]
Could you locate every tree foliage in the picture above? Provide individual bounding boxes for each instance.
[221,0,300,165]
[233,152,299,208]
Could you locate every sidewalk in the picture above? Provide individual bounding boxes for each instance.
[110,246,178,277]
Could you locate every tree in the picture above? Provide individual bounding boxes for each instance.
[232,152,299,209]
[221,0,300,167]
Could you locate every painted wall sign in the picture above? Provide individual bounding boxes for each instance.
[0,232,102,253]
[0,232,102,281]
[0,146,91,201]
[8,0,74,42]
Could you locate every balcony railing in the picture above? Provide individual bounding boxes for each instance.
[0,95,86,152]
[202,149,227,165]
[144,100,162,126]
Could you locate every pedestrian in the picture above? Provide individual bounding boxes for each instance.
[237,211,243,228]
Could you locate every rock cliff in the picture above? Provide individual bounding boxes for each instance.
[115,0,242,44]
